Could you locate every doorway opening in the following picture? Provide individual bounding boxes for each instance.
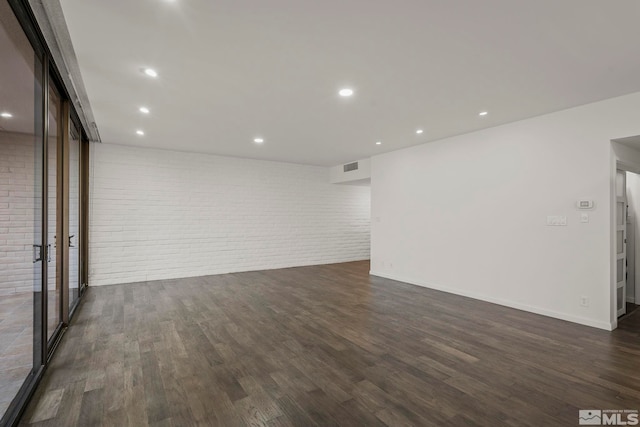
[618,169,640,322]
[613,135,640,328]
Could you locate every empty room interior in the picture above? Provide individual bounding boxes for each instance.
[2,0,640,426]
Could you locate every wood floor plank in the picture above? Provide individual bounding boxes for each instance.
[77,388,103,427]
[17,261,640,426]
[22,388,64,424]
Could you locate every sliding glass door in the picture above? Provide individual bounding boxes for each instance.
[1,1,90,424]
[0,0,44,419]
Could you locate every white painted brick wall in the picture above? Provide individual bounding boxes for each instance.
[0,132,59,295]
[69,136,80,291]
[46,136,57,294]
[0,132,36,295]
[89,144,371,286]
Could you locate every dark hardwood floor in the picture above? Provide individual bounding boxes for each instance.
[18,261,640,426]
[0,292,32,417]
[1,290,61,417]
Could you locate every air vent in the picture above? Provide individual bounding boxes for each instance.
[343,162,359,172]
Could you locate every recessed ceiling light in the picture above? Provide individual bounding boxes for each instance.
[479,111,488,116]
[254,138,264,144]
[339,88,354,97]
[143,68,158,78]
[376,141,382,145]
[1,112,13,118]
[136,130,145,136]
[139,107,150,114]
[416,129,423,134]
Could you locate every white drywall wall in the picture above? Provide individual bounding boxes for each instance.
[371,91,640,330]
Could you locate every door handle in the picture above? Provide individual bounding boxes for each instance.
[46,244,52,262]
[33,245,42,263]
[69,235,75,248]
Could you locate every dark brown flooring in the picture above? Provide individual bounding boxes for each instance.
[1,290,62,418]
[18,261,640,426]
[0,292,33,417]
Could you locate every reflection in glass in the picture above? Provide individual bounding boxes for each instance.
[47,85,61,342]
[0,1,42,418]
[69,124,81,310]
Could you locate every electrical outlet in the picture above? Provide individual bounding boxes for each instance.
[580,296,589,307]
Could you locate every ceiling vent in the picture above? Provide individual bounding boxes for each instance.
[343,162,359,172]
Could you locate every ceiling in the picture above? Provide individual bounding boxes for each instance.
[58,0,640,166]
[615,135,640,152]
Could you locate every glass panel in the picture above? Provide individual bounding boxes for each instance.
[69,124,80,310]
[616,171,625,198]
[0,1,42,417]
[47,85,61,342]
[617,259,624,282]
[617,202,625,226]
[617,287,624,310]
[617,231,624,255]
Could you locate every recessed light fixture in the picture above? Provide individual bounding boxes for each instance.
[143,68,158,78]
[376,141,382,145]
[479,111,488,116]
[339,88,354,97]
[139,107,150,114]
[1,112,13,118]
[136,130,145,136]
[254,138,264,144]
[416,129,423,134]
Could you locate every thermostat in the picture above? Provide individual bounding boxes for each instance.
[576,200,594,210]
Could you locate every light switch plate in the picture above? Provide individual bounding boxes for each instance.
[581,213,589,223]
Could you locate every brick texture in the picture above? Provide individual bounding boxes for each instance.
[0,132,63,295]
[89,144,371,286]
[0,132,37,295]
[0,130,83,300]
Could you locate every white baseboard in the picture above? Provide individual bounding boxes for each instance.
[369,270,614,331]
